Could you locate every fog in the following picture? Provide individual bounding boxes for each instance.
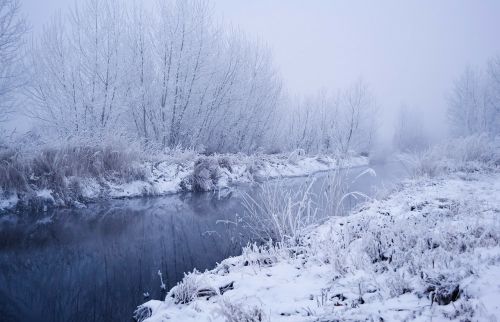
[21,0,500,143]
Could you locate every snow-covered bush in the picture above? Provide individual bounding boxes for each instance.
[443,133,499,167]
[180,155,233,192]
[398,149,443,178]
[399,134,500,178]
[169,271,203,304]
[168,270,220,305]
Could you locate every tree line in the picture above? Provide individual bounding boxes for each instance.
[5,0,497,156]
[0,0,380,156]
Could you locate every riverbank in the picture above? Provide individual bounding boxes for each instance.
[0,149,368,213]
[137,164,500,321]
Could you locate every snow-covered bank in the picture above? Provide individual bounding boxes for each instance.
[0,151,368,213]
[116,153,367,197]
[138,167,500,322]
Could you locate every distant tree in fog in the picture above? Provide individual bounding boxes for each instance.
[486,57,500,135]
[448,59,500,137]
[393,104,429,152]
[275,80,377,156]
[0,0,27,122]
[334,80,378,155]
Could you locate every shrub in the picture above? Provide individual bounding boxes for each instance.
[180,155,234,192]
[444,133,499,166]
[398,150,443,178]
[399,134,500,178]
[167,270,217,304]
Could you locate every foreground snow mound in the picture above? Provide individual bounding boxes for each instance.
[138,169,500,322]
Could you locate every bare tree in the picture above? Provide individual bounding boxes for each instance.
[334,80,377,155]
[448,61,499,137]
[141,0,281,152]
[448,66,485,136]
[26,0,283,152]
[125,2,154,145]
[27,0,127,139]
[486,56,500,136]
[273,80,377,156]
[0,0,27,122]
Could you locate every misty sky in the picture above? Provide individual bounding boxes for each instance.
[21,0,500,141]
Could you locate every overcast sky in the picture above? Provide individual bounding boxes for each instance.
[21,0,500,141]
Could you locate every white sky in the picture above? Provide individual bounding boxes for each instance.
[21,0,500,140]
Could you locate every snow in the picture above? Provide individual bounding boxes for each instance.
[35,189,55,202]
[138,167,500,322]
[0,193,18,211]
[462,262,500,320]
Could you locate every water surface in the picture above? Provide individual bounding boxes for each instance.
[0,162,407,322]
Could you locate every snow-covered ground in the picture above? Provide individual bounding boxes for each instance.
[0,153,368,212]
[137,167,500,322]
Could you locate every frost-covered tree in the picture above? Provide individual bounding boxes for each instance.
[275,80,377,156]
[0,0,27,122]
[485,57,500,136]
[448,60,500,137]
[27,0,281,152]
[124,2,155,146]
[334,80,377,155]
[144,1,281,152]
[27,0,127,140]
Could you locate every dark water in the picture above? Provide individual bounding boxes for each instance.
[0,162,407,322]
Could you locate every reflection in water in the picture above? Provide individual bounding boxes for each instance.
[0,162,407,322]
[0,193,247,322]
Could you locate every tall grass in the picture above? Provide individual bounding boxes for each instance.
[0,150,28,192]
[241,165,375,247]
[0,144,145,209]
[241,178,320,246]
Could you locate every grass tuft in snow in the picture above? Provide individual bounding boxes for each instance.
[217,299,266,322]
